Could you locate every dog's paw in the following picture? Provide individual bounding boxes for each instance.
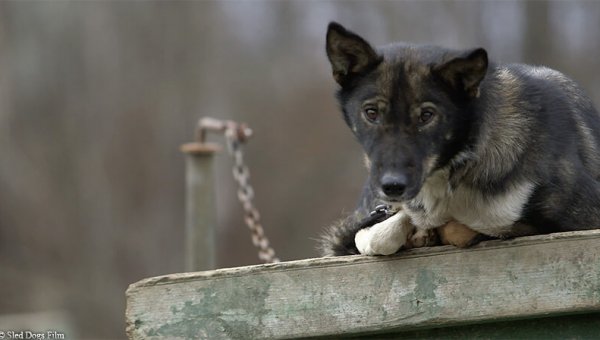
[407,228,439,248]
[354,212,411,255]
[438,220,480,248]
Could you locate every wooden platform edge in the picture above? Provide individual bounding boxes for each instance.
[126,230,600,339]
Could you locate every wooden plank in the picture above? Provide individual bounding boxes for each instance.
[126,230,600,339]
[383,312,600,339]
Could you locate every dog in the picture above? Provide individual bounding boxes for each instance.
[319,22,600,256]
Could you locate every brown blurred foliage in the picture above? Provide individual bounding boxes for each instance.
[0,1,599,338]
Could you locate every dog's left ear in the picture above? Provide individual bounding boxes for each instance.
[433,48,488,98]
[326,22,382,86]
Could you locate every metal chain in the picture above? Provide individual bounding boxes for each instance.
[197,118,280,263]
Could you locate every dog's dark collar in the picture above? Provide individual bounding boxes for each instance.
[369,204,392,218]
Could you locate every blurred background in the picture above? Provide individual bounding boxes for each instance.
[1,1,599,338]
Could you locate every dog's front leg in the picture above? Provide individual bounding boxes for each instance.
[355,211,413,255]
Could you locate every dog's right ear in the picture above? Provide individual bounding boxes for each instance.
[326,22,381,86]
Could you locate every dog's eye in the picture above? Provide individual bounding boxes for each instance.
[419,108,435,124]
[364,108,379,123]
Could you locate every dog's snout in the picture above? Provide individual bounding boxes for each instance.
[381,173,408,198]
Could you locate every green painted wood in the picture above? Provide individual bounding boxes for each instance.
[358,313,600,339]
[126,230,600,339]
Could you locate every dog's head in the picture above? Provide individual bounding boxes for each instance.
[326,22,488,203]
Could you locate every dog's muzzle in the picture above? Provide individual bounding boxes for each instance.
[380,172,408,199]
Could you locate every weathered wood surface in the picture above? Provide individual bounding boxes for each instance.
[388,312,600,339]
[126,230,600,339]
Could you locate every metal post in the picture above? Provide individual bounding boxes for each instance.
[180,141,220,272]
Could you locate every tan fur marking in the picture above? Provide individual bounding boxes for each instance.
[376,62,396,99]
[471,67,530,182]
[363,154,371,170]
[438,220,479,248]
[423,155,438,177]
[403,57,431,103]
[405,228,438,248]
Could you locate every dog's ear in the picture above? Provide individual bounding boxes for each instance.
[433,48,488,98]
[326,22,381,86]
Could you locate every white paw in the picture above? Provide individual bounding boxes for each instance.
[355,212,411,255]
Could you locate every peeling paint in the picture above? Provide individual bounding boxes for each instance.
[126,231,600,339]
[412,269,446,315]
[146,278,272,339]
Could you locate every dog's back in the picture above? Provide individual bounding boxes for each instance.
[486,64,600,232]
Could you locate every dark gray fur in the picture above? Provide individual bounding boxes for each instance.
[320,22,600,256]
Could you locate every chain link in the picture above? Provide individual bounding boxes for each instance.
[197,118,280,264]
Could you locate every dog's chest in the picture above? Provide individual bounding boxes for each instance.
[406,169,534,234]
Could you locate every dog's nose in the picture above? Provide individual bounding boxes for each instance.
[381,173,407,198]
